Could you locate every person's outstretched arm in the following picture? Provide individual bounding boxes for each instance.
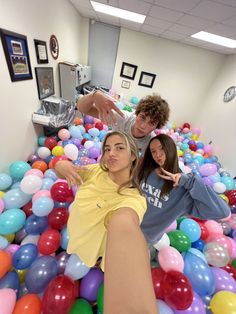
[76,90,124,124]
[104,207,158,314]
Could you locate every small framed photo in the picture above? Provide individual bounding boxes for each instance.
[121,80,130,89]
[138,71,156,88]
[34,39,48,64]
[120,62,137,80]
[35,67,54,100]
[0,28,32,81]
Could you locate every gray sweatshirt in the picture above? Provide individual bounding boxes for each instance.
[140,171,231,244]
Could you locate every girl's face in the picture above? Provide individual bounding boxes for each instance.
[150,139,166,167]
[103,135,133,173]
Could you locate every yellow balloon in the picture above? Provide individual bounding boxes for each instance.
[177,149,183,157]
[4,233,15,243]
[210,291,236,314]
[191,134,198,140]
[219,194,229,203]
[0,191,5,198]
[52,145,64,156]
[16,269,27,284]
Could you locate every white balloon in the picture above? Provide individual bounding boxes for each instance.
[213,182,226,194]
[37,147,51,159]
[20,174,42,194]
[21,234,39,245]
[84,140,94,150]
[153,233,170,251]
[64,144,79,161]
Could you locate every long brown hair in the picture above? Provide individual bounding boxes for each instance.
[100,131,140,194]
[138,134,181,196]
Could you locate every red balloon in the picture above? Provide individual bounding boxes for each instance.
[22,201,33,217]
[81,138,88,145]
[221,264,236,280]
[85,124,93,133]
[162,270,193,310]
[182,123,190,129]
[198,222,209,240]
[44,137,58,150]
[225,190,236,206]
[38,229,61,255]
[95,122,103,131]
[189,143,197,151]
[48,207,69,230]
[151,267,165,299]
[50,182,74,203]
[51,155,68,169]
[42,275,77,314]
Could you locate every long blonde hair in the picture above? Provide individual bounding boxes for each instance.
[100,131,140,193]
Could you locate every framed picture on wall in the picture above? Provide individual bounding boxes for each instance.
[138,71,156,88]
[120,62,137,80]
[35,67,54,100]
[34,39,48,64]
[0,28,33,81]
[121,80,131,89]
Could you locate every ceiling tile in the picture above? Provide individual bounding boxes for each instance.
[189,0,236,22]
[154,0,201,13]
[168,23,198,35]
[70,0,93,9]
[118,0,151,15]
[211,0,236,8]
[144,16,172,29]
[141,24,165,35]
[177,14,215,29]
[149,5,184,22]
[222,16,236,27]
[161,30,187,40]
[205,23,236,37]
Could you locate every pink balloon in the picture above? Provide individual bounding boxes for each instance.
[228,237,236,259]
[25,169,44,178]
[204,220,223,235]
[164,220,177,233]
[0,198,5,213]
[0,288,16,314]
[158,246,184,272]
[32,189,51,202]
[5,244,20,256]
[207,234,233,257]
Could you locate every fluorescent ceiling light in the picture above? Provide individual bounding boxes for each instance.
[90,1,146,24]
[191,31,236,48]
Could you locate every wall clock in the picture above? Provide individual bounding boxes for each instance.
[49,34,59,60]
[223,86,236,102]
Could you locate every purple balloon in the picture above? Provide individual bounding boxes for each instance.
[80,268,104,302]
[211,267,236,293]
[202,177,213,187]
[199,163,217,177]
[55,251,70,274]
[88,146,100,159]
[174,292,206,314]
[84,115,94,124]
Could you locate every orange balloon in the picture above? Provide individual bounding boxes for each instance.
[32,160,48,173]
[74,117,83,125]
[13,294,41,314]
[0,250,12,278]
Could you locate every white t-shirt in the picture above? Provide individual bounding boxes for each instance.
[111,110,155,157]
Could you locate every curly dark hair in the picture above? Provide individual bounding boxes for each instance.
[135,94,170,129]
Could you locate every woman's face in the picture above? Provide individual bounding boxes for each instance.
[150,139,166,167]
[103,134,133,173]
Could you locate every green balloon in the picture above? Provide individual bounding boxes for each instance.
[97,282,104,313]
[176,216,187,229]
[167,230,191,252]
[232,258,236,269]
[69,298,93,314]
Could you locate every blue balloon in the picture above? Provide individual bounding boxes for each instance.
[60,227,69,250]
[13,243,38,270]
[3,188,32,209]
[44,169,58,181]
[25,256,58,293]
[192,239,205,252]
[184,252,215,297]
[156,299,174,314]
[25,214,48,235]
[32,196,54,216]
[41,178,54,190]
[179,218,201,242]
[0,271,20,298]
[65,253,90,280]
[0,235,8,249]
[0,173,12,190]
[0,208,26,235]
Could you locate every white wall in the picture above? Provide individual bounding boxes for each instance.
[113,28,225,125]
[0,0,89,172]
[195,54,236,176]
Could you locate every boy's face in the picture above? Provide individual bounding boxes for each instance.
[132,113,157,138]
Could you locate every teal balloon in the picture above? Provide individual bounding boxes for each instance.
[9,161,31,180]
[0,173,12,190]
[3,188,32,209]
[221,176,234,190]
[0,208,26,235]
[38,135,46,146]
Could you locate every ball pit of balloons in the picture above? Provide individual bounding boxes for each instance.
[0,106,236,314]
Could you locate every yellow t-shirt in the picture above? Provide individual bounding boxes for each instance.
[67,164,146,271]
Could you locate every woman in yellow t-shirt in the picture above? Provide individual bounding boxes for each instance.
[55,131,158,314]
